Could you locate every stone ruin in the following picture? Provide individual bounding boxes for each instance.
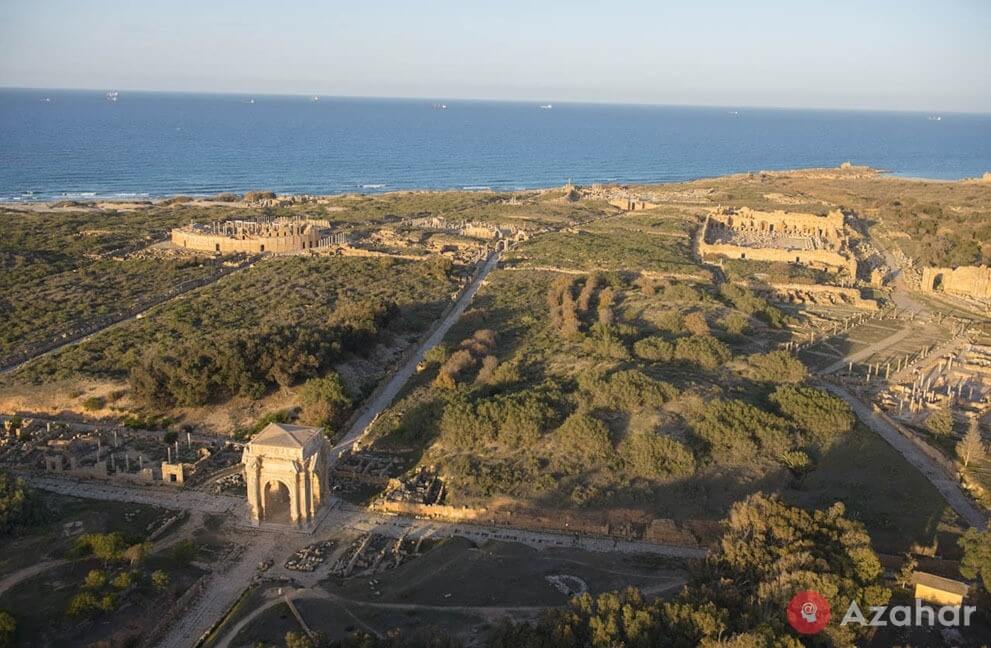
[242,423,328,527]
[697,206,858,279]
[171,217,335,254]
[920,265,991,305]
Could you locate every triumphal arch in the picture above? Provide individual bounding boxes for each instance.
[242,423,328,527]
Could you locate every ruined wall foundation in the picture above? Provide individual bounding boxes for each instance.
[697,207,858,278]
[921,265,991,302]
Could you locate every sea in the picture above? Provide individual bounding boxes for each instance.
[1,88,989,201]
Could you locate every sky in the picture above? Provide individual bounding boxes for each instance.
[0,0,988,113]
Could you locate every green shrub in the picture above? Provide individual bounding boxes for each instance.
[81,396,105,411]
[553,413,615,464]
[621,431,696,479]
[744,350,807,383]
[299,372,352,428]
[692,400,792,462]
[926,408,954,437]
[672,335,731,370]
[83,570,106,590]
[633,336,674,362]
[769,385,854,446]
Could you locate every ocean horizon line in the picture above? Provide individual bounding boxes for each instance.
[2,85,989,118]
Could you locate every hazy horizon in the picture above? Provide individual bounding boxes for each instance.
[1,0,989,114]
[3,86,990,117]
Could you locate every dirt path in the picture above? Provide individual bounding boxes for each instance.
[330,252,500,458]
[0,559,69,597]
[822,383,986,530]
[25,475,243,514]
[215,586,548,648]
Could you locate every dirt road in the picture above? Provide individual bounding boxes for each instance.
[330,252,500,458]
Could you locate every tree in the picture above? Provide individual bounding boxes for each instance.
[597,287,616,326]
[633,336,674,362]
[151,570,171,592]
[0,471,36,536]
[170,539,197,566]
[111,571,134,590]
[672,335,731,370]
[959,528,991,591]
[66,592,100,618]
[83,569,107,590]
[76,532,129,563]
[0,611,14,648]
[692,399,792,462]
[123,542,151,566]
[956,418,985,468]
[299,373,352,428]
[896,553,918,589]
[926,408,954,437]
[285,630,314,648]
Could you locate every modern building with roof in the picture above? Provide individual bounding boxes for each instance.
[242,422,328,526]
[912,571,969,607]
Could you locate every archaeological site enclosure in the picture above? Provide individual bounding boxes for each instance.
[698,206,858,279]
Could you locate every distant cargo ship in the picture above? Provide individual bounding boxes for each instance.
[105,90,119,102]
[432,103,448,110]
[539,104,553,110]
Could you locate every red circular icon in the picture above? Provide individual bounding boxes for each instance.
[787,590,831,634]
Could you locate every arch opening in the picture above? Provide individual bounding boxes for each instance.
[263,480,292,524]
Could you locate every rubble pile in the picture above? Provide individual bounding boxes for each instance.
[285,540,336,572]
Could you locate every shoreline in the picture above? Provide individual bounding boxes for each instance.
[2,166,987,208]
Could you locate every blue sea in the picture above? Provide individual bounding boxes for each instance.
[1,88,989,201]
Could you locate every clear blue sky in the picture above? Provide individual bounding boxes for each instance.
[1,0,988,112]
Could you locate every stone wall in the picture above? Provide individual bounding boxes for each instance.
[699,238,857,276]
[711,206,845,241]
[371,500,701,546]
[609,198,658,211]
[921,266,991,301]
[747,281,878,310]
[171,228,321,254]
[697,209,858,278]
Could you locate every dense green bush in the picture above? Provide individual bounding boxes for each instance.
[578,369,675,411]
[0,471,38,536]
[743,350,807,383]
[692,399,792,462]
[632,336,674,361]
[620,430,696,479]
[672,335,731,369]
[769,384,855,446]
[299,372,352,428]
[553,413,615,464]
